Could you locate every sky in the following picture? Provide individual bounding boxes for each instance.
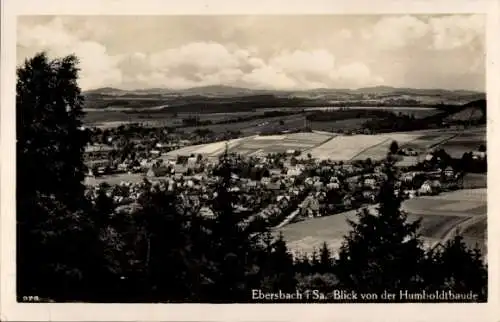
[17,15,486,91]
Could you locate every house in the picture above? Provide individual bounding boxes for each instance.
[117,163,129,172]
[342,195,353,208]
[472,151,486,160]
[424,153,434,162]
[150,149,161,157]
[287,168,302,176]
[330,176,340,183]
[173,164,186,174]
[277,195,291,203]
[430,180,441,190]
[247,181,258,188]
[84,144,114,160]
[419,180,433,195]
[362,190,376,202]
[313,181,324,190]
[199,207,216,219]
[401,148,418,156]
[404,189,417,199]
[301,196,320,218]
[443,166,455,178]
[187,157,197,166]
[364,178,377,189]
[327,182,340,190]
[402,172,416,182]
[269,169,282,176]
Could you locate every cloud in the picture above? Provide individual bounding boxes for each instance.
[17,15,484,91]
[363,14,484,51]
[364,15,430,49]
[17,17,382,90]
[17,17,123,90]
[428,15,485,50]
[242,66,298,89]
[269,49,336,77]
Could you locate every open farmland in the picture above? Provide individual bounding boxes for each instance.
[462,173,487,189]
[164,126,486,162]
[164,132,334,158]
[278,205,463,256]
[304,132,422,161]
[84,109,306,131]
[445,107,484,122]
[85,173,146,186]
[352,133,422,160]
[435,132,486,158]
[164,138,246,158]
[309,118,371,132]
[402,133,457,152]
[181,114,306,135]
[279,189,487,257]
[402,189,487,254]
[305,135,388,160]
[402,189,487,217]
[236,132,332,155]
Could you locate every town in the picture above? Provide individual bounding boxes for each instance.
[83,117,487,256]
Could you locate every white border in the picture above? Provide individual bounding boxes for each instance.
[1,0,499,321]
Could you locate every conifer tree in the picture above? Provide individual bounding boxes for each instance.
[133,187,194,301]
[202,149,263,302]
[259,232,297,293]
[318,242,333,274]
[334,159,425,296]
[16,53,96,300]
[429,234,487,301]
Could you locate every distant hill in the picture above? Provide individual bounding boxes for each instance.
[85,85,484,98]
[85,87,127,95]
[443,99,487,123]
[83,85,486,112]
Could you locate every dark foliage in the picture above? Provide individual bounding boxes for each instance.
[17,53,487,303]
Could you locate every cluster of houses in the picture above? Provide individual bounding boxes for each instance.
[83,129,482,233]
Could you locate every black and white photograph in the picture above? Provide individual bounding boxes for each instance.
[1,0,499,321]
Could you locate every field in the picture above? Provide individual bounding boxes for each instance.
[305,106,441,119]
[402,188,487,254]
[352,133,422,160]
[164,138,245,158]
[164,132,334,158]
[179,115,306,135]
[462,173,487,189]
[436,132,486,158]
[84,105,445,131]
[445,107,484,122]
[278,206,451,256]
[402,133,457,152]
[306,135,388,160]
[84,109,306,131]
[304,132,422,161]
[309,118,372,132]
[279,189,487,257]
[85,173,146,186]
[164,126,486,162]
[402,189,487,217]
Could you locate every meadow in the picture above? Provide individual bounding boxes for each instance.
[280,189,486,256]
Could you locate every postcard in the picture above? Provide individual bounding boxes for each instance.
[1,0,499,321]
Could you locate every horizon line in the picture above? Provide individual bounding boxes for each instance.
[83,84,486,94]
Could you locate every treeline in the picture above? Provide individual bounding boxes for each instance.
[180,110,302,127]
[306,109,394,122]
[116,96,310,114]
[17,53,487,303]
